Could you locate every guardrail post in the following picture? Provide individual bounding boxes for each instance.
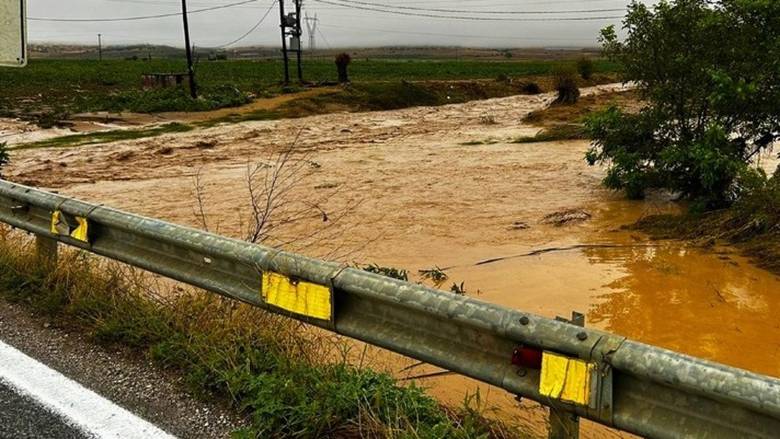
[35,234,58,268]
[548,311,585,439]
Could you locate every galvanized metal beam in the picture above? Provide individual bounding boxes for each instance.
[0,180,777,438]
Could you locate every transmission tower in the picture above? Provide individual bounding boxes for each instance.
[304,13,318,51]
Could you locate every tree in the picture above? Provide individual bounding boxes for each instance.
[335,53,351,84]
[553,65,580,105]
[586,0,779,208]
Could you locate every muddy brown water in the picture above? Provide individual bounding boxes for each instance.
[7,84,780,437]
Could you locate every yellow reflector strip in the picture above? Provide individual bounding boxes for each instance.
[71,217,89,242]
[261,272,332,321]
[51,211,89,243]
[539,352,593,405]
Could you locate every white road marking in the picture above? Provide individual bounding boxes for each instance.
[0,340,177,439]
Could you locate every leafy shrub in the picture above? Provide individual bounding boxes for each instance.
[587,0,780,207]
[33,107,70,129]
[577,57,594,80]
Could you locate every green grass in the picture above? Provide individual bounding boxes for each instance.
[12,123,194,150]
[0,237,522,438]
[0,58,620,116]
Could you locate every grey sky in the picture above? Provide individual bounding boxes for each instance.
[26,0,656,48]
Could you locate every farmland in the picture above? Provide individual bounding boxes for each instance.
[0,58,619,117]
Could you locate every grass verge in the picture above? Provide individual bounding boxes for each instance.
[12,123,194,150]
[0,235,523,438]
[632,175,780,275]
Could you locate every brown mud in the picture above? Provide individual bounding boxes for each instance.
[6,84,779,438]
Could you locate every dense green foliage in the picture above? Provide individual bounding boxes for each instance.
[586,0,779,208]
[0,58,619,115]
[0,241,515,438]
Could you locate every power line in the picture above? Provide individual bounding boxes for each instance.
[328,0,626,15]
[319,23,597,42]
[29,0,258,22]
[218,0,277,48]
[311,0,624,21]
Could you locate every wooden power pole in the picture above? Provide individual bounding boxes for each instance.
[180,0,198,98]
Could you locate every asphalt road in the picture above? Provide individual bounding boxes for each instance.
[0,380,92,439]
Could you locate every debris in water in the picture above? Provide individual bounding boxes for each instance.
[195,139,217,149]
[509,221,530,230]
[541,209,592,226]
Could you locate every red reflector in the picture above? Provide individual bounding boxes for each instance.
[512,346,543,369]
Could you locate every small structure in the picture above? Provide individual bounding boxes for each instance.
[141,73,189,90]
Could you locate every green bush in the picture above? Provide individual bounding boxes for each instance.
[587,0,780,208]
[576,57,594,80]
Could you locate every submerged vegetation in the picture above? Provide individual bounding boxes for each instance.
[12,123,195,150]
[0,236,520,438]
[635,169,780,275]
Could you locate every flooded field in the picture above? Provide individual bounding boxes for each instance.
[7,85,779,437]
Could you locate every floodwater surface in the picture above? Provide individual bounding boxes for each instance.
[7,85,779,437]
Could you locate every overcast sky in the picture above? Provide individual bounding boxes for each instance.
[26,0,657,49]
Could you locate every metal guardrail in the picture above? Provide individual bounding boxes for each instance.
[0,179,778,438]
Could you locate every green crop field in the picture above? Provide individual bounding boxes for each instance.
[0,58,620,118]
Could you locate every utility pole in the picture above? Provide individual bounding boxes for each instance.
[180,0,198,98]
[278,0,303,84]
[279,0,290,84]
[97,34,102,61]
[293,0,303,82]
[304,13,318,51]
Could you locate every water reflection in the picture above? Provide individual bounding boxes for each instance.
[583,244,780,376]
